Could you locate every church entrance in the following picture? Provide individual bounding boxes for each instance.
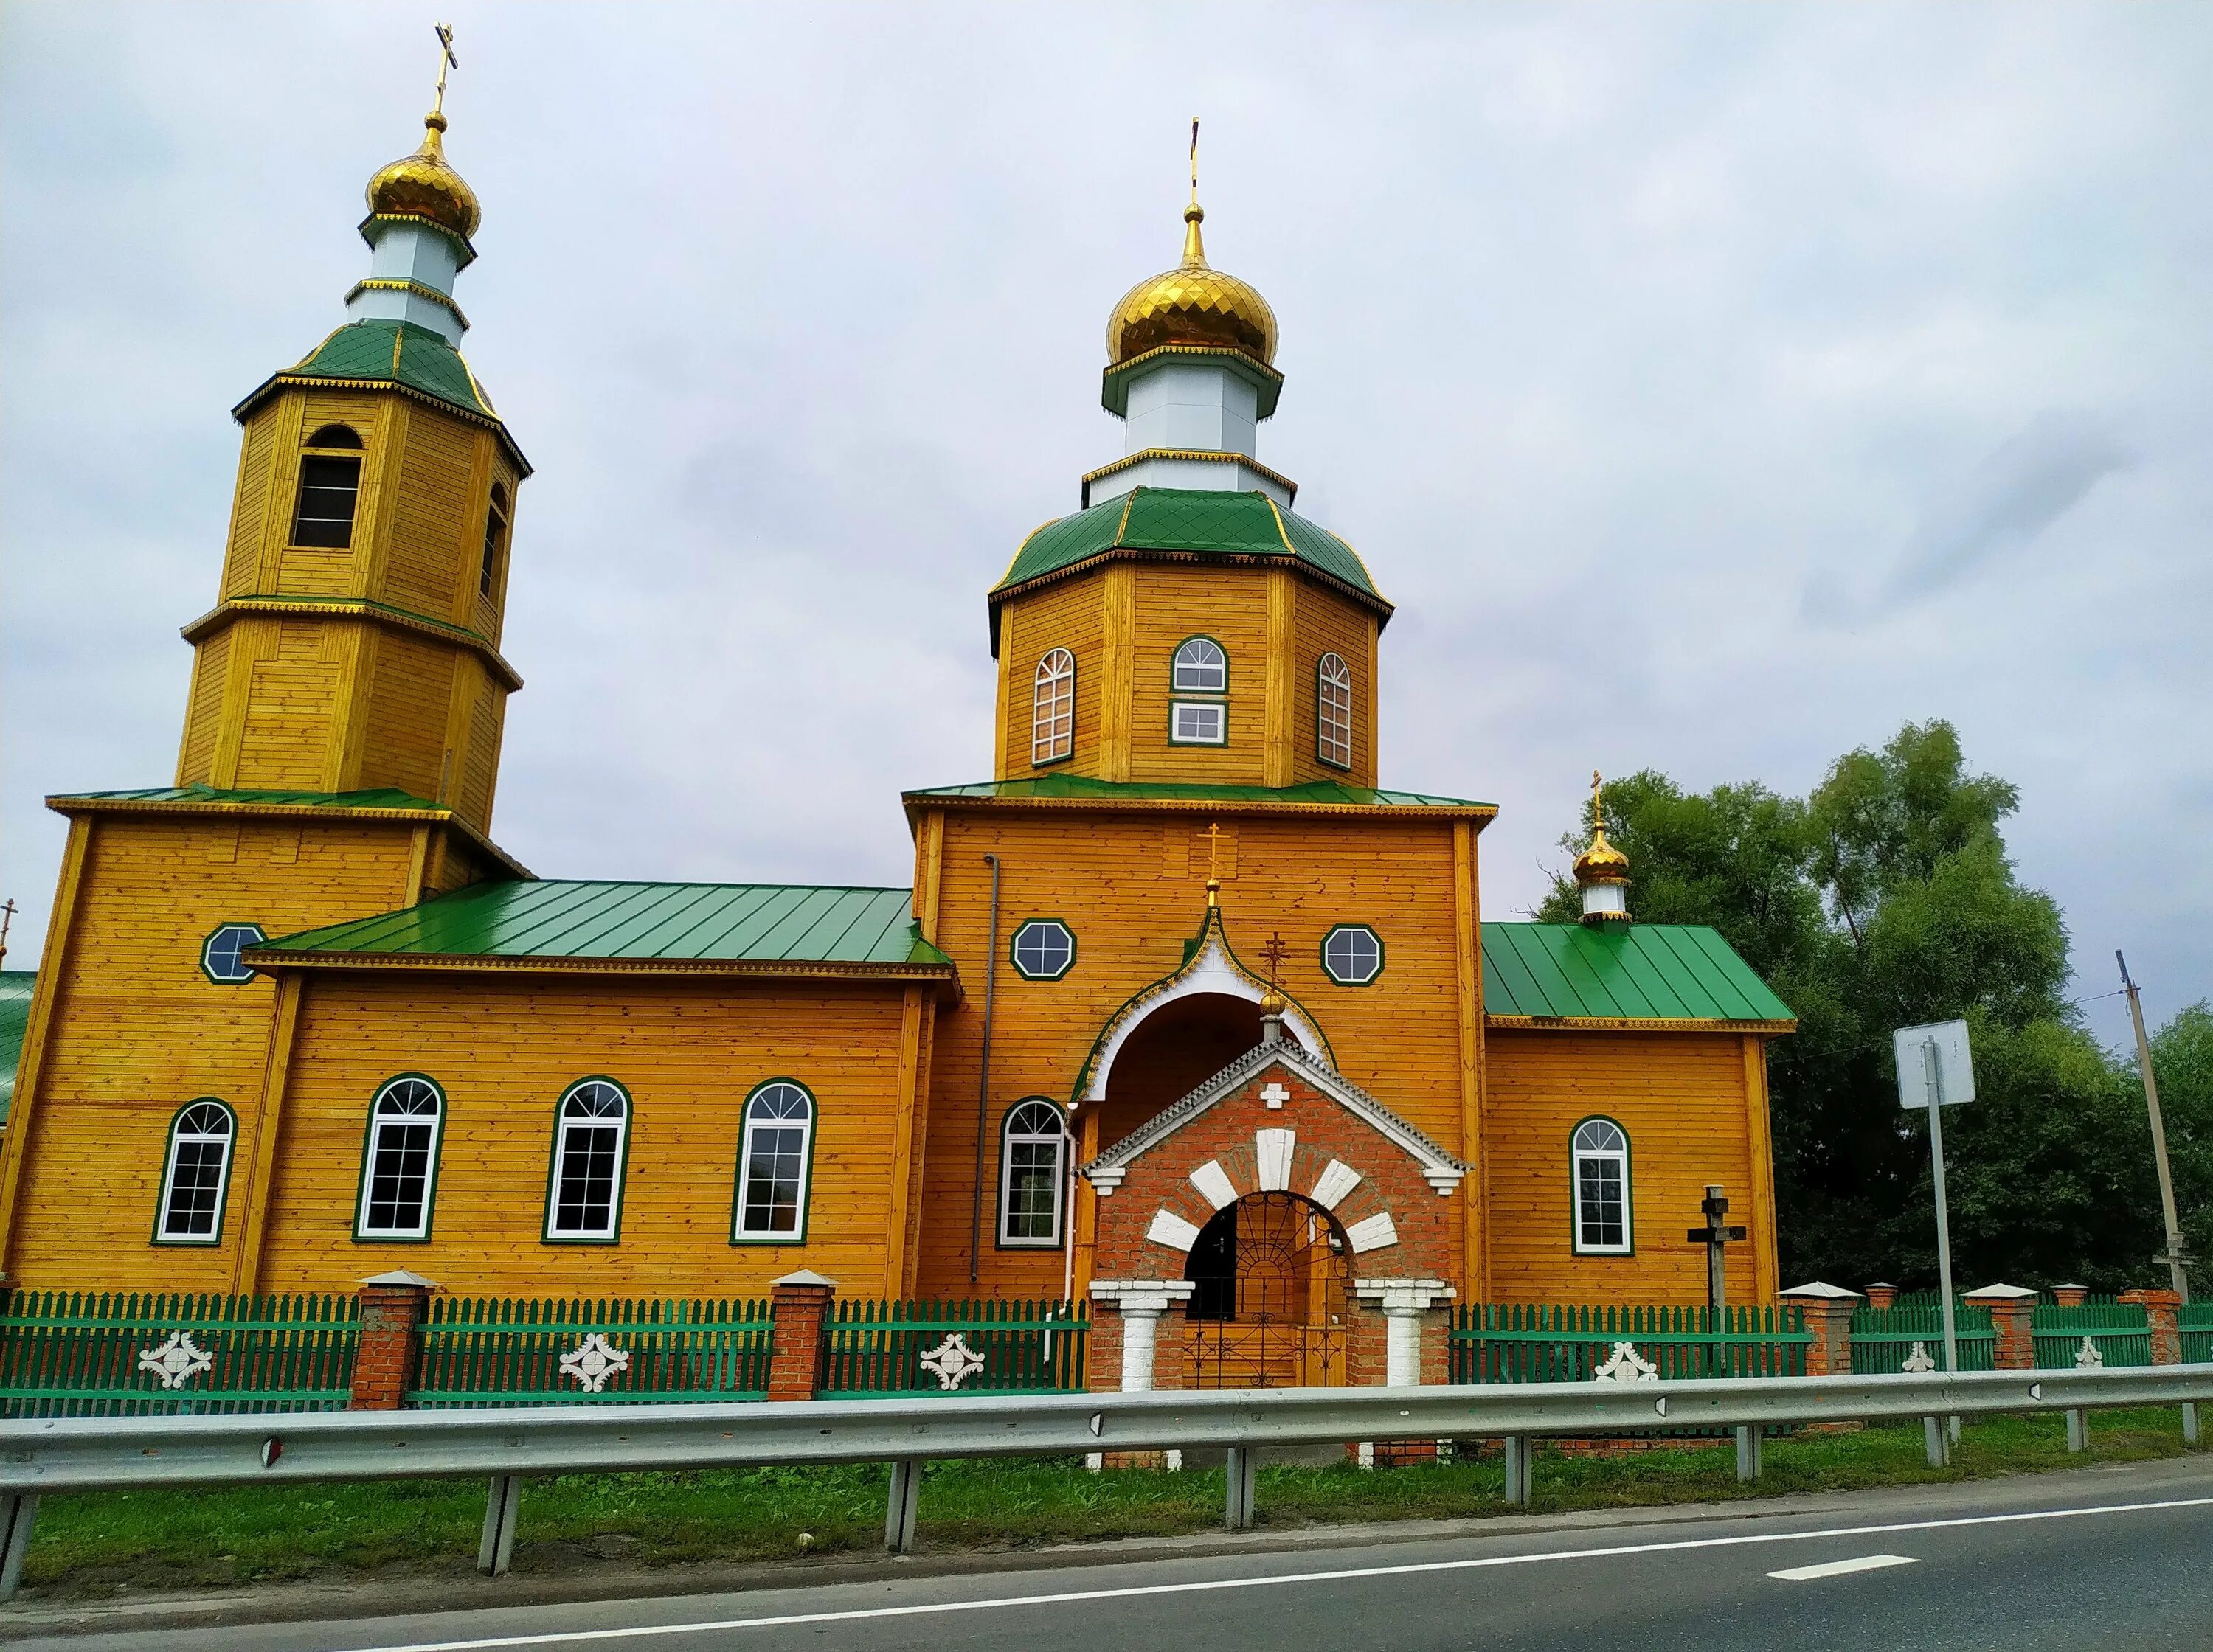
[1182,1193,1350,1388]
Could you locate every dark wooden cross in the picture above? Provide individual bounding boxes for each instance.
[1256,931,1289,987]
[1687,1184,1748,1370]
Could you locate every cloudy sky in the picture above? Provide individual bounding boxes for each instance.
[4,3,2207,1048]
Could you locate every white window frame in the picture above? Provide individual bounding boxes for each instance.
[733,1080,815,1242]
[155,1100,235,1245]
[356,1076,446,1241]
[1009,918,1076,981]
[1031,648,1076,766]
[1317,652,1353,769]
[1571,1118,1632,1255]
[1170,701,1227,745]
[998,1098,1067,1247]
[1171,636,1228,693]
[544,1080,631,1243]
[1320,923,1383,985]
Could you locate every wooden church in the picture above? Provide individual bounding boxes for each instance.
[0,71,1795,1393]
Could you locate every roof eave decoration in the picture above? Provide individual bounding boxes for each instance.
[1069,905,1331,1111]
[238,947,960,990]
[1079,447,1299,508]
[901,778,1497,825]
[357,210,477,271]
[1486,1013,1798,1034]
[180,596,524,693]
[1078,1037,1466,1188]
[1101,345,1284,420]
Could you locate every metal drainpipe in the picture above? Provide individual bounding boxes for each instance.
[972,853,1002,1284]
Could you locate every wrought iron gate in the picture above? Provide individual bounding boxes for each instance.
[1185,1193,1349,1388]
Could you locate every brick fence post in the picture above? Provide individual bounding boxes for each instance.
[2119,1288,2182,1366]
[350,1269,437,1409]
[1864,1282,1897,1312]
[1964,1284,2038,1370]
[1780,1282,1860,1376]
[766,1270,837,1401]
[2051,1283,2089,1309]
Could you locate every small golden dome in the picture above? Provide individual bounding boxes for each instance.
[1259,985,1287,1016]
[1107,202,1278,369]
[1573,826,1631,886]
[367,111,480,240]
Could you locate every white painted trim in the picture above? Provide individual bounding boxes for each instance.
[1309,1159,1362,1211]
[1345,1212,1399,1253]
[1255,1128,1295,1192]
[1189,1161,1239,1210]
[1146,1210,1203,1254]
[1081,929,1322,1106]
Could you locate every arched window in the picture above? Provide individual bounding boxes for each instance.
[1171,636,1228,693]
[544,1079,631,1242]
[733,1080,815,1242]
[479,482,510,600]
[291,428,364,549]
[1031,648,1075,766]
[999,1098,1067,1246]
[1570,1118,1632,1254]
[154,1100,235,1244]
[355,1076,446,1240]
[1317,652,1353,769]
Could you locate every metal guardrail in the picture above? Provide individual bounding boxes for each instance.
[0,1364,2207,1592]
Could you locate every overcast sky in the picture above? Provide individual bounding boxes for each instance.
[4,3,2207,1049]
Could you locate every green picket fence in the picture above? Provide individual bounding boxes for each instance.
[0,1290,357,1417]
[407,1296,774,1407]
[1849,1300,1997,1374]
[1449,1303,1810,1384]
[2182,1302,2213,1365]
[2031,1298,2151,1369]
[820,1298,1087,1398]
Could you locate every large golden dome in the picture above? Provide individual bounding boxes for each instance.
[1107,203,1278,369]
[367,111,480,240]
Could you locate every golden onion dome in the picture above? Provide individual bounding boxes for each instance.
[1573,825,1631,886]
[367,111,480,240]
[1107,202,1278,369]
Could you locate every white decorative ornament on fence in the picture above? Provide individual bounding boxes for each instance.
[559,1333,631,1393]
[918,1332,986,1391]
[2074,1336,2105,1370]
[136,1330,215,1391]
[1902,1340,1937,1374]
[1592,1342,1659,1384]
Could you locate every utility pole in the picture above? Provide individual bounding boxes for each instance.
[2119,951,2192,1304]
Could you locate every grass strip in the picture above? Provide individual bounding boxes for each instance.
[22,1408,2203,1599]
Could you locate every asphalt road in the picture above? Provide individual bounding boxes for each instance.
[15,1457,2213,1651]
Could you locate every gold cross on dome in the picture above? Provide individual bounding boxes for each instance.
[1591,768,1605,833]
[431,22,459,114]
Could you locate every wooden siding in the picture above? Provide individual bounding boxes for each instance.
[221,412,278,597]
[1483,1030,1776,1305]
[176,628,231,785]
[235,651,342,789]
[256,974,914,1296]
[0,815,421,1289]
[913,806,1473,1298]
[456,680,502,828]
[381,409,477,620]
[1289,583,1378,787]
[994,571,1105,779]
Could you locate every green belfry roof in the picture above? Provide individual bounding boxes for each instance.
[255,881,954,971]
[1482,923,1795,1027]
[906,776,1492,811]
[994,488,1387,609]
[0,971,35,1120]
[264,319,497,419]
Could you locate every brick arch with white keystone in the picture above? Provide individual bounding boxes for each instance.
[1080,1038,1465,1392]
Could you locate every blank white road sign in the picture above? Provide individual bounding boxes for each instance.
[1894,1019,1974,1110]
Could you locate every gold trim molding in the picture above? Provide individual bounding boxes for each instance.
[181,597,524,693]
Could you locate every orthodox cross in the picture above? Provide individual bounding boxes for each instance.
[0,898,14,970]
[1204,821,1223,907]
[1686,1184,1748,1372]
[1591,768,1605,834]
[1189,117,1200,205]
[1256,931,1289,987]
[431,23,459,116]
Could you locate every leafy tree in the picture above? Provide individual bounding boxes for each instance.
[2141,1002,2213,1277]
[1536,721,2194,1291]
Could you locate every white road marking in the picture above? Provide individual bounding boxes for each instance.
[337,1492,2213,1652]
[1767,1553,1918,1581]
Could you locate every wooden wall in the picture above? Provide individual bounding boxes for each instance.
[1483,1030,1780,1305]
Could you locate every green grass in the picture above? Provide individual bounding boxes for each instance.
[21,1409,2203,1599]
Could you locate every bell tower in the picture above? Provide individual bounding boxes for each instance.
[175,27,528,835]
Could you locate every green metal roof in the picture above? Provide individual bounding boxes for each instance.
[255,881,954,971]
[256,319,498,420]
[0,971,34,1122]
[994,488,1386,608]
[51,785,447,813]
[1482,923,1794,1027]
[906,776,1494,811]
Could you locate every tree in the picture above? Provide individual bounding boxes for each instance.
[1537,721,2190,1290]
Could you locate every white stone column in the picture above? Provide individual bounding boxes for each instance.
[1090,1280,1196,1392]
[1354,1278,1457,1386]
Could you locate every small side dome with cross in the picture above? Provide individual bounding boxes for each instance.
[1574,771,1632,927]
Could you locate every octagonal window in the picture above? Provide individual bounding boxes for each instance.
[1010,919,1076,981]
[201,923,266,985]
[1320,924,1383,986]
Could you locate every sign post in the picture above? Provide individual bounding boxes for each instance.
[1896,1019,1973,1464]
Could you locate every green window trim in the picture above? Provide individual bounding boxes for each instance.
[200,922,267,985]
[353,1072,448,1243]
[996,1096,1069,1249]
[730,1077,817,1246]
[1570,1115,1635,1257]
[1009,918,1078,982]
[150,1097,238,1247]
[540,1076,634,1246]
[1315,651,1354,771]
[1169,634,1230,695]
[1320,923,1385,986]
